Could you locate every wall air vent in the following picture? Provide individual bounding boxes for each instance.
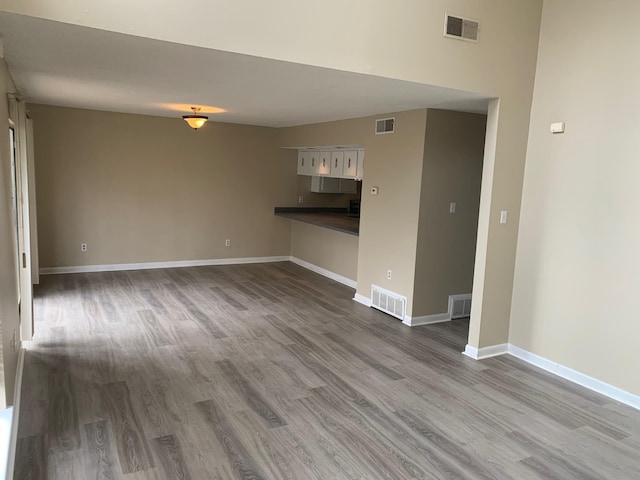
[371,284,406,320]
[375,117,395,135]
[444,14,479,42]
[448,294,472,319]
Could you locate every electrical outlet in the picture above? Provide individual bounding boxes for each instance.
[81,243,88,252]
[450,202,456,213]
[298,195,304,204]
[225,239,231,247]
[387,270,392,280]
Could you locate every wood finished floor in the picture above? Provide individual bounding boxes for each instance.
[15,262,640,479]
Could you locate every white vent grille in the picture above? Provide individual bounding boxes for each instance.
[449,294,472,319]
[444,14,479,42]
[375,117,395,135]
[371,285,406,320]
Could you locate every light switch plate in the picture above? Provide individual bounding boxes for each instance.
[500,211,508,224]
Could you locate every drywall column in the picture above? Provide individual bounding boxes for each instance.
[467,95,531,353]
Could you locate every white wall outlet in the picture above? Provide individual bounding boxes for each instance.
[298,195,304,204]
[225,239,231,247]
[370,186,379,195]
[500,211,508,224]
[387,270,392,280]
[81,243,88,252]
[449,202,457,213]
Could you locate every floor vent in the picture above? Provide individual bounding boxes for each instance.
[444,14,479,42]
[371,284,406,320]
[375,117,395,135]
[449,294,472,319]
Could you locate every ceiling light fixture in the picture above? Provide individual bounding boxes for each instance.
[182,107,208,130]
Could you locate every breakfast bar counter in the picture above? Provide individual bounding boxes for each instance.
[274,207,359,236]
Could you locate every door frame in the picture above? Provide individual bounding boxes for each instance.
[8,96,34,341]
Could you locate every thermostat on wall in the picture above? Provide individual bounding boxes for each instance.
[550,122,565,134]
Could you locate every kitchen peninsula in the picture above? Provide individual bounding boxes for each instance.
[274,207,359,236]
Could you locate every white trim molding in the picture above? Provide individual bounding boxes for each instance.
[403,313,450,327]
[289,257,356,289]
[6,348,25,479]
[353,293,372,307]
[461,342,640,411]
[39,256,290,275]
[508,344,640,411]
[462,343,509,360]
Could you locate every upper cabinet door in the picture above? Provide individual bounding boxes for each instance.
[343,150,358,177]
[318,151,332,176]
[356,149,365,180]
[298,151,312,175]
[308,151,321,175]
[330,151,345,177]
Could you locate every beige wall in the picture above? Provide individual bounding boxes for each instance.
[511,0,640,396]
[0,59,19,406]
[290,222,358,282]
[5,0,544,350]
[280,109,428,316]
[30,104,296,267]
[413,110,486,317]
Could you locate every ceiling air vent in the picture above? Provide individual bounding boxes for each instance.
[375,117,395,135]
[444,14,479,42]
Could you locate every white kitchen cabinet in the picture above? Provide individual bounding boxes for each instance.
[330,151,344,176]
[311,176,358,194]
[297,151,312,175]
[297,147,364,179]
[317,151,332,176]
[308,151,321,175]
[343,150,358,178]
[356,149,365,180]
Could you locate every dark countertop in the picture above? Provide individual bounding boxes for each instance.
[274,207,360,236]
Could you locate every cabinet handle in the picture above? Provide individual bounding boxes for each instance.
[348,158,351,168]
[302,158,304,166]
[312,158,315,167]
[335,159,338,168]
[323,159,326,167]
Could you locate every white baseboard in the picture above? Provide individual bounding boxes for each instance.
[353,293,372,307]
[289,257,356,289]
[460,342,640,411]
[39,256,290,275]
[5,348,25,479]
[508,344,640,411]
[403,312,450,327]
[462,343,509,360]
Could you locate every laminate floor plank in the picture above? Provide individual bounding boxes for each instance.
[101,381,155,474]
[48,371,81,453]
[14,434,47,480]
[151,435,192,480]
[195,398,268,480]
[84,420,123,480]
[16,262,640,479]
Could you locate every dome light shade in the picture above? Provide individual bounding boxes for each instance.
[182,107,208,130]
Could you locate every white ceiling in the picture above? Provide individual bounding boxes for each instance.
[0,12,491,128]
